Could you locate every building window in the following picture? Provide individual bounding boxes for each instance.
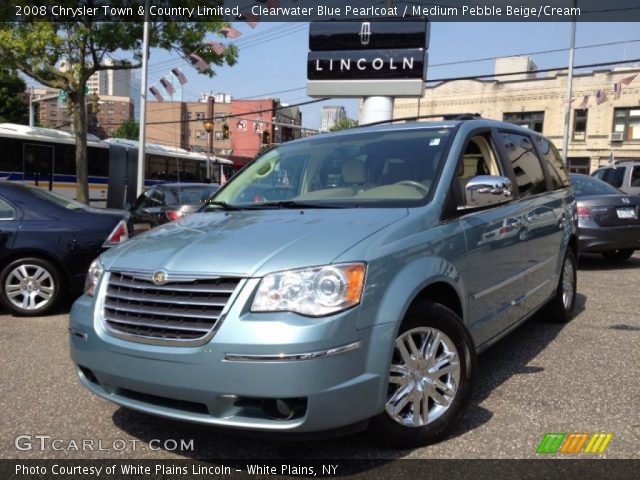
[196,112,205,120]
[572,109,587,141]
[215,131,223,141]
[108,109,114,114]
[503,111,544,133]
[613,108,640,140]
[567,157,590,175]
[195,130,207,140]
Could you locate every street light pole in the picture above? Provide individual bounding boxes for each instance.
[561,0,578,163]
[136,0,150,198]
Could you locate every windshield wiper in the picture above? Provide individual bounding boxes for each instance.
[205,201,243,211]
[244,200,343,210]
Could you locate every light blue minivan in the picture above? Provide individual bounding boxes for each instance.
[69,118,577,447]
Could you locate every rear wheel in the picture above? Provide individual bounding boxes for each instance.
[602,249,634,262]
[546,249,577,323]
[371,300,476,448]
[0,257,62,316]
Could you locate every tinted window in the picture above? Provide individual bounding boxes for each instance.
[533,136,570,189]
[87,147,109,177]
[631,166,640,187]
[499,133,547,197]
[54,144,75,175]
[571,175,621,195]
[0,139,19,173]
[600,167,625,188]
[0,197,17,219]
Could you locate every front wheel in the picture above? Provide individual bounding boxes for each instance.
[371,300,477,448]
[0,257,62,316]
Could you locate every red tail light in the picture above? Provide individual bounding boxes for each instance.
[577,206,592,219]
[103,220,129,247]
[165,210,183,221]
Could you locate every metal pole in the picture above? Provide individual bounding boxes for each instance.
[29,86,34,127]
[561,1,577,162]
[136,0,150,197]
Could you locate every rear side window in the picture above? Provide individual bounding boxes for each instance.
[0,197,17,219]
[631,166,640,187]
[600,167,625,188]
[534,136,570,189]
[499,132,547,197]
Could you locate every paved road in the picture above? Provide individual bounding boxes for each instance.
[1,253,639,460]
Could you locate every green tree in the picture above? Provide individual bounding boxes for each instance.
[0,68,28,124]
[113,118,139,140]
[329,117,358,131]
[0,1,238,204]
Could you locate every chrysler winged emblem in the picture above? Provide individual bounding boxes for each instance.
[359,22,371,46]
[152,271,168,285]
[621,197,630,204]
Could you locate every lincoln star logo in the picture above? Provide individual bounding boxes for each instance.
[621,197,630,204]
[359,22,371,46]
[152,271,168,285]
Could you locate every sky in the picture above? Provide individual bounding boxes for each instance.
[24,21,640,129]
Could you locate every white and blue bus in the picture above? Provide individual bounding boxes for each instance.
[0,123,233,208]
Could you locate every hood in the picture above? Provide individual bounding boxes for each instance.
[101,208,408,276]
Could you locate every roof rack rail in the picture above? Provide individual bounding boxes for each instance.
[357,113,482,128]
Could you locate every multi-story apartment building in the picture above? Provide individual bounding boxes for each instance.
[86,58,132,97]
[32,87,134,139]
[320,105,347,132]
[393,57,640,174]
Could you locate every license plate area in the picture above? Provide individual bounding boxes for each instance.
[616,207,637,219]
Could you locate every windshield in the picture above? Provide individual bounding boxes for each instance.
[208,127,453,209]
[571,174,622,195]
[30,187,89,210]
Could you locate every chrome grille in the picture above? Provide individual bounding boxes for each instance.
[103,272,241,343]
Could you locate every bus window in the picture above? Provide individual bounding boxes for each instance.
[54,144,75,175]
[87,147,108,177]
[0,138,19,175]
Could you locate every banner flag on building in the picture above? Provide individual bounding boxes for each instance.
[579,95,589,108]
[219,26,241,38]
[238,12,260,28]
[208,41,225,55]
[160,77,176,96]
[149,86,164,102]
[620,73,637,85]
[613,82,622,100]
[596,89,607,105]
[189,53,209,72]
[171,67,188,85]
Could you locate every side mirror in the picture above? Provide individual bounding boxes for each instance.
[464,175,513,209]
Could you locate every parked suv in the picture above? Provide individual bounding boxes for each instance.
[69,118,577,447]
[592,160,640,196]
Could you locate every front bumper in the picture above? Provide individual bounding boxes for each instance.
[578,223,640,252]
[68,289,394,433]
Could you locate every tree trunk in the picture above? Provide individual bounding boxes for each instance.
[70,90,90,205]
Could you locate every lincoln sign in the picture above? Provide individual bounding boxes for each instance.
[307,20,430,97]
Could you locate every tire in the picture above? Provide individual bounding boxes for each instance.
[371,300,477,448]
[546,249,577,323]
[601,249,634,262]
[0,257,62,316]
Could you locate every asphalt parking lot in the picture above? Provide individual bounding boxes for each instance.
[1,252,639,461]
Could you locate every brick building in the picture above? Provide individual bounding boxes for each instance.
[32,87,134,139]
[393,57,640,174]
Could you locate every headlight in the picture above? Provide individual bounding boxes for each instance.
[84,259,104,296]
[251,263,366,317]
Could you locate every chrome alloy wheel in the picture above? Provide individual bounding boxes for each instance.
[386,327,461,427]
[562,254,576,311]
[4,264,55,311]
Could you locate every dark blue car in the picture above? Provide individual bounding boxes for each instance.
[0,183,128,316]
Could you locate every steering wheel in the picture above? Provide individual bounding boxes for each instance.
[395,180,429,194]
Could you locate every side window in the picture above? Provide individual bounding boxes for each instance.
[0,197,17,219]
[134,189,154,209]
[457,135,501,199]
[630,166,640,187]
[533,136,570,190]
[592,169,606,180]
[602,168,624,188]
[499,132,547,197]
